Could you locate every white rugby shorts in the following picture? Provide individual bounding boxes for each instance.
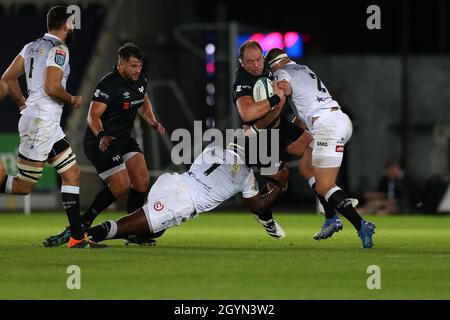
[18,115,65,162]
[143,173,196,233]
[310,109,353,168]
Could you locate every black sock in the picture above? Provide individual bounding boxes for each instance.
[87,221,111,242]
[0,178,6,193]
[81,187,116,226]
[326,188,362,230]
[149,229,166,239]
[127,188,147,214]
[61,191,84,240]
[312,183,335,219]
[258,209,273,221]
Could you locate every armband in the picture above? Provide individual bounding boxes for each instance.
[268,95,281,110]
[96,131,107,139]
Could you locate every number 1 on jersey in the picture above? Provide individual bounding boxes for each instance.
[203,163,220,176]
[28,57,34,79]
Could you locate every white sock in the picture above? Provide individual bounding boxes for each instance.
[308,177,316,188]
[106,220,118,239]
[61,185,80,194]
[325,186,342,202]
[5,176,14,194]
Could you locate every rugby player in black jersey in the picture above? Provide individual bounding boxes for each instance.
[44,43,165,247]
[232,40,312,223]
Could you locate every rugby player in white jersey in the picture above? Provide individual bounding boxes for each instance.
[265,48,376,248]
[46,141,289,244]
[0,5,104,248]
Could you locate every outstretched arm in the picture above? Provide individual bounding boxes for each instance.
[244,164,289,215]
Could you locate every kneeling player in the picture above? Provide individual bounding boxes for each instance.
[46,143,289,246]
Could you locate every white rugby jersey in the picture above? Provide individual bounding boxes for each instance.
[274,62,339,129]
[180,146,259,213]
[19,33,70,122]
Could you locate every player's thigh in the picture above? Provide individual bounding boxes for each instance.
[143,173,195,233]
[123,144,149,191]
[104,170,130,198]
[277,116,310,157]
[84,138,129,196]
[298,146,314,179]
[310,111,351,169]
[285,130,312,157]
[18,115,64,162]
[116,208,150,236]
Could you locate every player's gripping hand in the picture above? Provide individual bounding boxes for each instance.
[70,95,83,108]
[150,121,166,135]
[99,135,116,152]
[266,163,289,192]
[273,83,285,100]
[276,79,292,96]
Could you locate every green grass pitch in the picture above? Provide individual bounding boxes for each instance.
[0,212,449,299]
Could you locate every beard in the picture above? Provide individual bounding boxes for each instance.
[66,30,74,45]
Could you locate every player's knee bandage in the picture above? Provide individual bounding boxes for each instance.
[52,148,77,173]
[17,163,43,183]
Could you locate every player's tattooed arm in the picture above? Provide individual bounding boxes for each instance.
[1,55,27,109]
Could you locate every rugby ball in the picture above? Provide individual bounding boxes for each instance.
[253,77,274,102]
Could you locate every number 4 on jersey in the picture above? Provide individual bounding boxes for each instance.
[309,72,327,93]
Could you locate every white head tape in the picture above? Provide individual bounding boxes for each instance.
[268,53,288,69]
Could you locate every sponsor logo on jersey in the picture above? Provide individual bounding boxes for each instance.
[130,99,144,106]
[154,201,164,211]
[112,155,121,162]
[236,85,251,93]
[94,89,110,100]
[123,91,130,99]
[138,86,144,93]
[39,48,45,54]
[54,49,66,66]
[232,164,240,174]
[317,141,328,147]
[123,102,130,110]
[336,145,344,152]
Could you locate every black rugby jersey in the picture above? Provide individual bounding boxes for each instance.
[84,66,148,140]
[232,66,272,125]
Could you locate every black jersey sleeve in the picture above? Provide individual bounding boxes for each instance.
[232,70,254,105]
[92,77,115,105]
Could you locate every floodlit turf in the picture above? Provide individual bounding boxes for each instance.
[0,212,449,299]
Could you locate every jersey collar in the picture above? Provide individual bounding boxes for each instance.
[44,33,63,43]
